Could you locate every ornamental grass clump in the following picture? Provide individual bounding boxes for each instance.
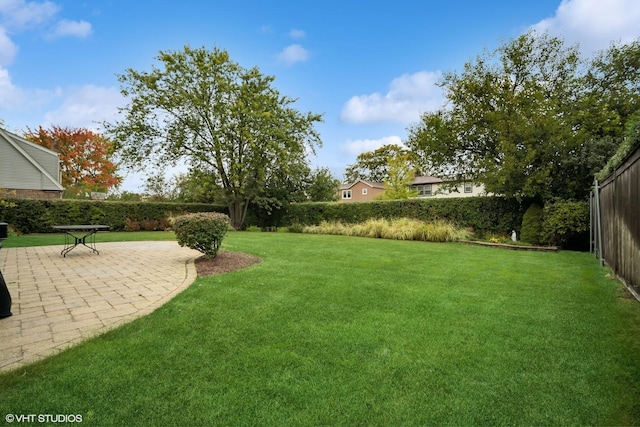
[172,212,231,258]
[352,218,388,238]
[306,221,351,236]
[414,219,467,242]
[303,218,471,242]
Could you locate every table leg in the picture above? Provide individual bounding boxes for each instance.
[61,230,100,257]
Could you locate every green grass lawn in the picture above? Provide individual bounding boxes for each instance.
[1,232,639,425]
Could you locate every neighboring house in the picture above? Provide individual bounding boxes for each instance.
[411,176,487,198]
[339,180,385,202]
[339,175,487,202]
[0,128,64,199]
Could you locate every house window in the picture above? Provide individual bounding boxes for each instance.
[342,190,352,199]
[464,182,473,193]
[362,188,368,195]
[417,184,432,197]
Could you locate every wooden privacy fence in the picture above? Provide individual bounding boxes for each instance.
[591,146,640,298]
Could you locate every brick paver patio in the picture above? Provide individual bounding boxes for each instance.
[0,241,200,372]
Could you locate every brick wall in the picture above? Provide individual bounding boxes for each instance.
[3,188,63,200]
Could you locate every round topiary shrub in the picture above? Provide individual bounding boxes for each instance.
[172,212,231,258]
[520,203,544,245]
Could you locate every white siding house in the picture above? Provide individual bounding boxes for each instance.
[411,176,487,198]
[0,128,64,199]
[338,175,488,202]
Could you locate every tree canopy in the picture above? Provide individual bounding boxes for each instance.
[378,153,419,200]
[24,125,121,195]
[306,167,340,202]
[406,31,640,201]
[344,144,418,183]
[106,46,322,228]
[596,112,640,180]
[583,39,640,138]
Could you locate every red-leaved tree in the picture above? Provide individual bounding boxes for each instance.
[24,126,122,195]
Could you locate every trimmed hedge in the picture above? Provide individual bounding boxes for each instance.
[0,199,227,234]
[1,196,537,240]
[281,197,529,235]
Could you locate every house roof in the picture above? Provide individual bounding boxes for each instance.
[341,176,445,190]
[412,175,443,185]
[0,128,64,191]
[340,179,385,190]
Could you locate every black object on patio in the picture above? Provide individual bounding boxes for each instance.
[0,222,12,319]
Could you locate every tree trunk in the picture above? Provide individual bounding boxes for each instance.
[228,199,247,230]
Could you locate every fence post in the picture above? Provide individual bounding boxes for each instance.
[589,190,596,256]
[594,180,604,267]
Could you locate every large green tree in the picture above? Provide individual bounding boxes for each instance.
[378,153,419,200]
[106,46,322,228]
[173,170,222,203]
[406,32,639,201]
[344,144,417,183]
[306,167,340,201]
[583,39,640,139]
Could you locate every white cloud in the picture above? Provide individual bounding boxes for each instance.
[289,29,306,39]
[0,2,98,129]
[0,67,23,106]
[0,27,19,66]
[277,44,309,66]
[43,85,123,131]
[0,66,62,112]
[0,0,59,30]
[341,135,404,156]
[531,0,640,54]
[0,82,121,132]
[50,19,92,38]
[341,71,445,124]
[341,1,640,126]
[0,0,92,39]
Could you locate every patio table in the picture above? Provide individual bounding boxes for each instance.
[52,225,110,257]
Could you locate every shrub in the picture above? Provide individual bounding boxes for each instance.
[125,218,141,231]
[520,204,544,245]
[172,212,231,258]
[541,199,589,248]
[288,223,304,233]
[0,189,17,209]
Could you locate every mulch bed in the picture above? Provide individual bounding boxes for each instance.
[194,251,262,277]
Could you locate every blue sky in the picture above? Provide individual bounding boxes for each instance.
[1,0,639,192]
